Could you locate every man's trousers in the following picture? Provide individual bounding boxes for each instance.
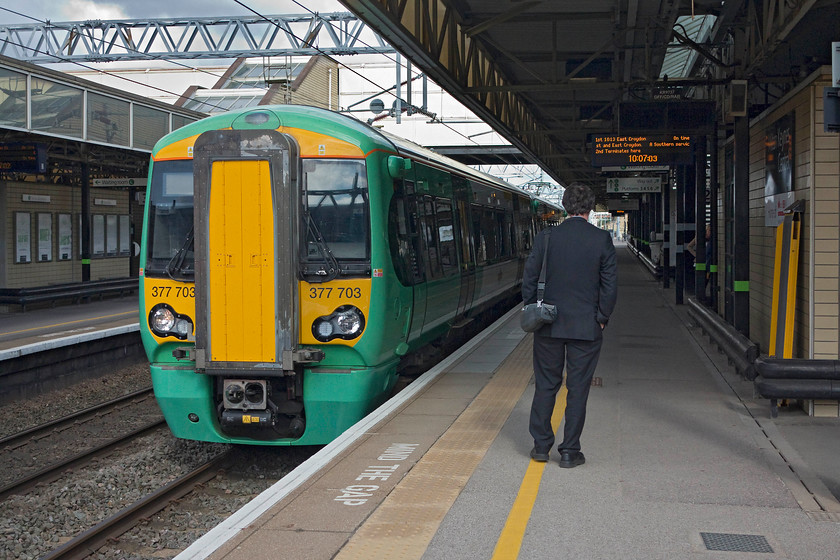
[529,331,603,453]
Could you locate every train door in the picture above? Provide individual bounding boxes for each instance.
[413,164,460,337]
[452,176,476,318]
[191,129,300,374]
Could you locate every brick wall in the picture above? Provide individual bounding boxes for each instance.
[2,181,130,288]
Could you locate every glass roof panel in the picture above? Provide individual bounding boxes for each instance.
[660,15,717,79]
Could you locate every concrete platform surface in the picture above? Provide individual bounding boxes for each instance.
[0,296,138,354]
[174,248,840,560]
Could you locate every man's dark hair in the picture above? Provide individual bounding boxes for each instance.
[562,183,595,216]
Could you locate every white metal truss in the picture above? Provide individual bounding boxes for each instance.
[0,13,395,63]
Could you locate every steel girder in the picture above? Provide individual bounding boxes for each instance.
[340,0,570,185]
[743,0,819,75]
[0,13,394,63]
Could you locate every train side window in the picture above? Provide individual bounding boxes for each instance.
[482,209,498,262]
[505,211,516,257]
[471,203,486,265]
[434,198,457,276]
[456,200,474,269]
[420,196,443,279]
[496,210,508,258]
[387,180,424,285]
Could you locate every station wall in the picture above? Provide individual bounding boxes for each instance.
[731,67,839,361]
[1,182,131,288]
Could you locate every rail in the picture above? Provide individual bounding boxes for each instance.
[42,451,232,560]
[0,278,137,311]
[686,297,758,380]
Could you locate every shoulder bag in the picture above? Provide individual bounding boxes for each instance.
[520,230,557,332]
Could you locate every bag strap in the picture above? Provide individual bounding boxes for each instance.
[536,229,550,304]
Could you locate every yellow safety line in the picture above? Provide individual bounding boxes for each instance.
[0,311,136,336]
[491,386,567,560]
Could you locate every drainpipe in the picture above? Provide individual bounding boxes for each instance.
[328,69,333,110]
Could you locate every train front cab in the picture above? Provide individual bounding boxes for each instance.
[145,117,395,446]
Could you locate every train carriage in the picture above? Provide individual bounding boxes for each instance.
[140,105,559,445]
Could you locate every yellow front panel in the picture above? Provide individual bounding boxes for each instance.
[281,127,365,158]
[143,276,196,344]
[208,160,276,362]
[299,279,371,346]
[153,134,202,161]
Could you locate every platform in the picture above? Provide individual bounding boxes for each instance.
[0,296,138,358]
[174,248,840,560]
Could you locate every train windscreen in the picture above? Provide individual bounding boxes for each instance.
[301,159,370,278]
[145,159,195,279]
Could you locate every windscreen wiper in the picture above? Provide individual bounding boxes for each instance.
[303,212,340,282]
[165,227,194,279]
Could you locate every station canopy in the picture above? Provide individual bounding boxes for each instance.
[340,0,840,193]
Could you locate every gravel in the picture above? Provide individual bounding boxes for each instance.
[0,361,152,439]
[0,361,315,560]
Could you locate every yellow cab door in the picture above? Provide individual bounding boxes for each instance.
[207,159,275,362]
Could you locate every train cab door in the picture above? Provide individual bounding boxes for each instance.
[402,178,427,343]
[191,128,300,374]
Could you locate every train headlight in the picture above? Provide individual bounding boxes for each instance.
[149,303,194,340]
[312,305,365,342]
[151,306,175,332]
[336,309,362,336]
[316,321,334,338]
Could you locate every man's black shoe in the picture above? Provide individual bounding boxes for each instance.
[529,447,549,462]
[558,451,585,468]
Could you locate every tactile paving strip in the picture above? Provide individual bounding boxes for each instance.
[334,335,535,560]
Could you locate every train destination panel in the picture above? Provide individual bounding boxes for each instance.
[591,134,694,167]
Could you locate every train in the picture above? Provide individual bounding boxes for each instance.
[139,105,560,446]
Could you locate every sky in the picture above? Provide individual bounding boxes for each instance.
[0,0,345,24]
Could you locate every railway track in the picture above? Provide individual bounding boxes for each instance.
[0,388,164,500]
[41,451,234,560]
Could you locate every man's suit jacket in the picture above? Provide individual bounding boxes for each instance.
[522,216,617,341]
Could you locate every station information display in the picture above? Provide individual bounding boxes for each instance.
[590,134,694,167]
[0,142,47,173]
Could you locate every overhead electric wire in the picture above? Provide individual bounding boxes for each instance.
[231,0,484,147]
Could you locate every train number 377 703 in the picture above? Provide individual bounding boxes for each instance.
[309,287,362,299]
[150,286,196,298]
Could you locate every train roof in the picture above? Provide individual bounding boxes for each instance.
[152,104,552,205]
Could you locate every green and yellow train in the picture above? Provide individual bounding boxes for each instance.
[140,105,559,445]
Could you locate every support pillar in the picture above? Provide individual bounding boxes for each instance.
[663,174,670,288]
[81,159,91,282]
[731,116,750,335]
[709,133,719,308]
[694,136,707,302]
[675,166,686,304]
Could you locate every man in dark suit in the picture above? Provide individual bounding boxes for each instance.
[522,183,617,468]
